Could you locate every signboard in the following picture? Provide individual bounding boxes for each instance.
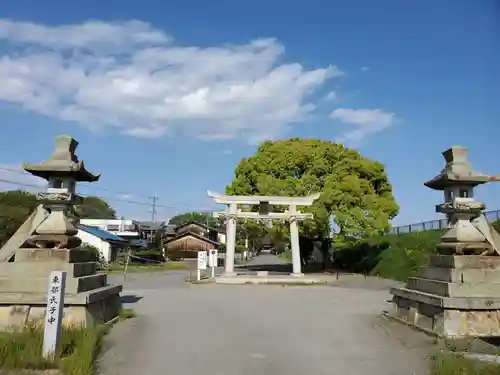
[208,249,218,267]
[197,251,207,270]
[43,271,67,359]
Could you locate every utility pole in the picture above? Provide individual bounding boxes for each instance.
[150,195,158,222]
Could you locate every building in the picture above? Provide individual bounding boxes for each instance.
[76,224,128,263]
[80,218,168,249]
[135,221,168,244]
[165,221,223,259]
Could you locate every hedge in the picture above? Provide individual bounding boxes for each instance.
[133,249,164,263]
[333,220,500,282]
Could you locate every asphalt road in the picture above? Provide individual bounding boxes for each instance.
[99,255,432,375]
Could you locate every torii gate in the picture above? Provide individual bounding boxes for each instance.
[207,190,321,277]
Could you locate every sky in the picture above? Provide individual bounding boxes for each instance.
[0,0,498,226]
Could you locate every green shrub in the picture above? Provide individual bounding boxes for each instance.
[371,247,435,281]
[235,244,246,253]
[334,219,500,282]
[78,243,107,269]
[492,219,500,233]
[333,229,444,281]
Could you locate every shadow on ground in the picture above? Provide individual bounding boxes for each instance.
[237,262,338,274]
[238,263,292,273]
[121,294,143,304]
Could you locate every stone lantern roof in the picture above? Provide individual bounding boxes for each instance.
[424,145,489,190]
[23,135,100,182]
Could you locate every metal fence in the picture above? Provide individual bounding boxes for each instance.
[389,209,500,235]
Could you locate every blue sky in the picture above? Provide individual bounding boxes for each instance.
[0,0,498,225]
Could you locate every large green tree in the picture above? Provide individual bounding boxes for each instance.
[0,190,116,247]
[226,138,399,242]
[168,211,221,228]
[75,196,116,219]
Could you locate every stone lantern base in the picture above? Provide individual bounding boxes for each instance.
[390,254,500,337]
[0,248,122,329]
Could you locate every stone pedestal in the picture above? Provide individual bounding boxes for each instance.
[0,248,122,329]
[390,255,500,337]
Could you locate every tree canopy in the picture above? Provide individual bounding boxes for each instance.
[0,190,117,247]
[226,138,399,241]
[168,211,221,228]
[76,196,116,219]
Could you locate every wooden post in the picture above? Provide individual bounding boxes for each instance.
[123,247,131,282]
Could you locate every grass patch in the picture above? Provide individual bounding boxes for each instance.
[432,353,500,375]
[278,250,292,262]
[119,308,136,320]
[164,262,189,270]
[107,262,187,274]
[0,324,105,375]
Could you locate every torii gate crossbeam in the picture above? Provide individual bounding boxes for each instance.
[207,190,320,277]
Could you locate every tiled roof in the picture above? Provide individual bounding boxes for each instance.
[135,221,167,231]
[77,224,128,243]
[165,231,220,246]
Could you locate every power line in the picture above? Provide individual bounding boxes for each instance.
[0,166,138,197]
[0,165,218,212]
[0,177,173,208]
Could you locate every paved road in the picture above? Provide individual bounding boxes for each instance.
[99,255,431,375]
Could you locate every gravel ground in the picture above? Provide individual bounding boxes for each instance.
[98,255,432,375]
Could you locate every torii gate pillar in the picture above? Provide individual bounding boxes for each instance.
[224,203,238,275]
[288,204,301,276]
[208,191,320,277]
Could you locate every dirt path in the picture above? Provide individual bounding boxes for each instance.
[98,269,432,375]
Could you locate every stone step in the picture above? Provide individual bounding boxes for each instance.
[430,255,500,270]
[422,267,500,283]
[14,249,92,263]
[0,262,96,278]
[406,277,500,298]
[391,286,500,309]
[0,273,107,294]
[0,283,123,305]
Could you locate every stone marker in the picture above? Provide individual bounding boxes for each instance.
[390,146,500,337]
[197,250,207,281]
[0,135,122,329]
[43,271,66,358]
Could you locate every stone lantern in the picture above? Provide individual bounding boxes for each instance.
[23,135,100,250]
[390,145,500,337]
[0,135,121,329]
[424,146,491,254]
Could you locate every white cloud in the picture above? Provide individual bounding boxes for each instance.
[323,91,337,101]
[0,164,46,191]
[0,19,345,144]
[330,108,396,144]
[222,149,233,155]
[0,19,170,51]
[117,193,134,200]
[361,66,370,72]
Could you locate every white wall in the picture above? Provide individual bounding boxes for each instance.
[80,219,139,236]
[77,229,112,263]
[217,232,226,244]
